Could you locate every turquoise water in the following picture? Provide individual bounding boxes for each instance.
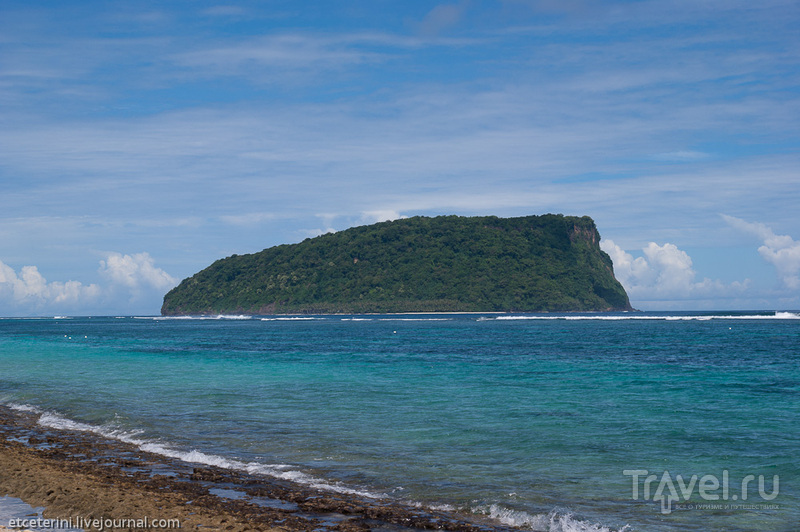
[1,313,798,531]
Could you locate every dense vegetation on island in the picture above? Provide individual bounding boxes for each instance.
[161,214,632,315]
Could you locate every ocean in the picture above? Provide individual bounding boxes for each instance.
[1,312,797,531]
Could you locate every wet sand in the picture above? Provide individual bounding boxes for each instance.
[0,406,509,531]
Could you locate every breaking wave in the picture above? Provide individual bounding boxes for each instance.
[474,505,629,532]
[8,404,383,500]
[4,403,631,532]
[494,311,799,321]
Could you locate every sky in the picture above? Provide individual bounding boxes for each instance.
[1,0,798,315]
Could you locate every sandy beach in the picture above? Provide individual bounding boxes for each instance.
[0,424,285,531]
[0,405,506,532]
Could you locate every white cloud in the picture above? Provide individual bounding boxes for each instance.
[722,215,800,290]
[360,210,406,224]
[299,210,408,239]
[2,1,797,313]
[0,252,179,316]
[0,260,101,312]
[302,213,338,237]
[601,239,748,303]
[99,252,177,293]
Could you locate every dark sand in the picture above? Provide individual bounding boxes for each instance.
[0,406,511,532]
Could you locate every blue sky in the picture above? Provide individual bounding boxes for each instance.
[1,0,798,315]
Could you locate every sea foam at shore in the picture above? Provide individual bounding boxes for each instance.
[2,313,797,531]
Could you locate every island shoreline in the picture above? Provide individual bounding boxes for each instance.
[0,405,514,532]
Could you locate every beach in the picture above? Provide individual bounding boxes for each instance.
[0,405,506,531]
[1,314,797,532]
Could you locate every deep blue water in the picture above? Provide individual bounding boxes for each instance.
[1,312,798,531]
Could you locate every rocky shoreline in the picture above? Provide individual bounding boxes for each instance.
[0,406,512,532]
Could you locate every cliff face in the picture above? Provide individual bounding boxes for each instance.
[161,214,632,315]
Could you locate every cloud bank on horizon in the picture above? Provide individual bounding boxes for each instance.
[0,0,798,314]
[0,253,176,316]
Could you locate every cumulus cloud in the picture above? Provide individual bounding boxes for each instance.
[601,239,748,303]
[722,215,800,290]
[0,260,101,311]
[99,252,177,293]
[0,252,177,315]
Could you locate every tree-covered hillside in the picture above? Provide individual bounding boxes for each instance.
[161,214,632,315]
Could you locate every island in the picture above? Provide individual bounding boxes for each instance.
[161,214,632,315]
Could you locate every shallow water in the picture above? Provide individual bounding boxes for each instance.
[1,312,798,531]
[0,495,80,532]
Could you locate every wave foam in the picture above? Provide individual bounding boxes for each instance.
[12,404,637,532]
[133,441,383,498]
[475,505,629,532]
[7,403,43,414]
[495,311,800,321]
[260,317,324,321]
[13,404,384,500]
[147,315,255,321]
[377,318,453,321]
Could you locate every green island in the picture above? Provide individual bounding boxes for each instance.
[161,214,632,315]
